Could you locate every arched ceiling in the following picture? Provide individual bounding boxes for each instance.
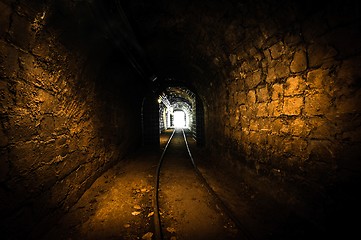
[118,0,220,87]
[164,87,195,106]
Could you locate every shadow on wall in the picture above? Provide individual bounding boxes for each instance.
[0,0,147,239]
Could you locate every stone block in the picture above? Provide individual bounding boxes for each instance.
[247,90,256,104]
[280,121,290,134]
[256,102,268,117]
[236,92,247,105]
[240,61,253,73]
[284,76,306,96]
[290,49,307,73]
[269,42,284,59]
[268,100,282,117]
[266,66,276,83]
[274,60,290,79]
[249,119,259,131]
[271,83,283,100]
[307,69,327,90]
[290,118,310,137]
[283,96,303,116]
[256,86,269,102]
[305,93,331,116]
[249,47,263,61]
[258,118,271,131]
[239,105,249,127]
[246,70,262,89]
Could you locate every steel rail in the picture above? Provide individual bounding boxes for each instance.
[153,129,176,240]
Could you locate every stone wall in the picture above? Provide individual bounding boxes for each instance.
[0,0,145,238]
[134,0,361,227]
[192,0,361,222]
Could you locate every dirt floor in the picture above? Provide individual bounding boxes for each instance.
[41,129,316,240]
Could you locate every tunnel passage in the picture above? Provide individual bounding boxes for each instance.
[1,0,361,239]
[142,82,205,147]
[159,86,196,132]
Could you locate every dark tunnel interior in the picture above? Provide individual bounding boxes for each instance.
[0,0,361,239]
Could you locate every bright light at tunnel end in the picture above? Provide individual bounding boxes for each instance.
[174,111,186,128]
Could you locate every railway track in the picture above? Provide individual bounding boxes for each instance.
[153,128,254,240]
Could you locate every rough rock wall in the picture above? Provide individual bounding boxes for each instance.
[192,0,361,220]
[0,0,144,238]
[135,0,361,227]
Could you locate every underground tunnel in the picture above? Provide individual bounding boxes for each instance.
[0,0,361,239]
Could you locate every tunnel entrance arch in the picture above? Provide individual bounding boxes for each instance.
[158,84,205,146]
[142,82,205,147]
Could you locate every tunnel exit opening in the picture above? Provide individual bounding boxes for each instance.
[142,84,205,147]
[174,110,186,128]
[157,86,194,133]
